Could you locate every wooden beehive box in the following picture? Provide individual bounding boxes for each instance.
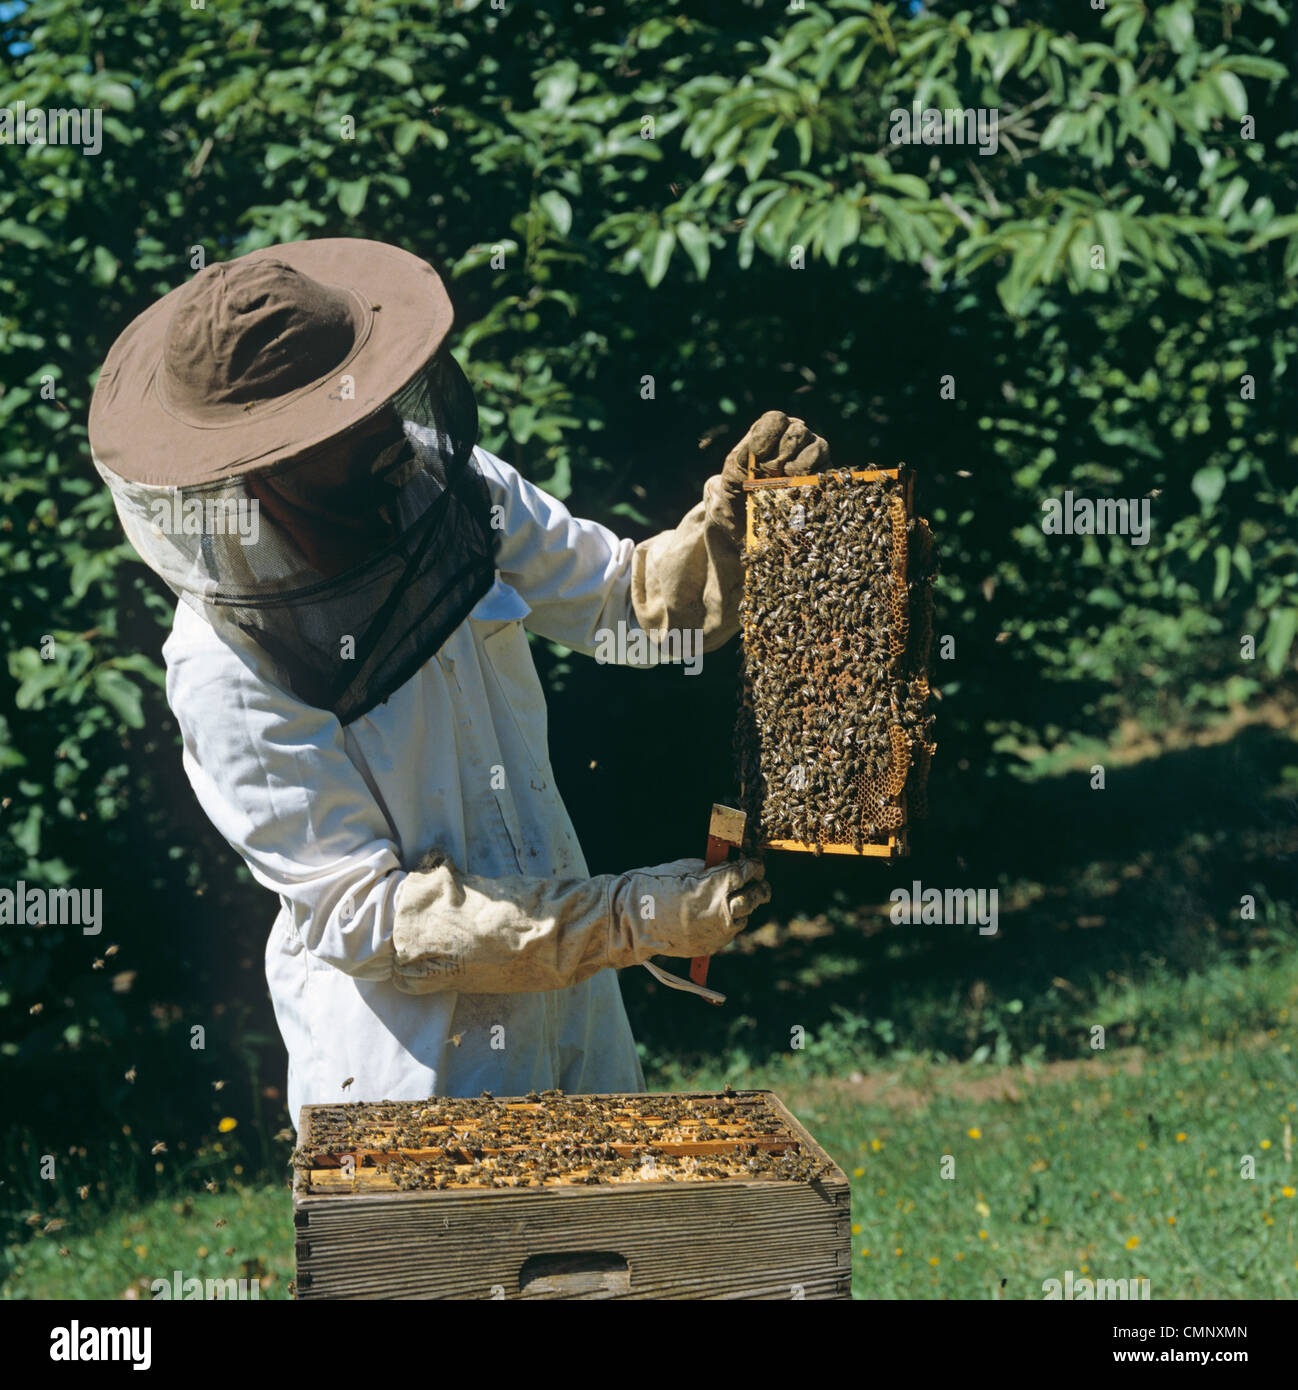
[736,459,936,858]
[292,1090,851,1300]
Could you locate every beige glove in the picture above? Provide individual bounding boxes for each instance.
[630,476,745,653]
[391,851,771,995]
[632,412,830,654]
[720,410,831,507]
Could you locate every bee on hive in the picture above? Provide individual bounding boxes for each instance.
[734,455,936,857]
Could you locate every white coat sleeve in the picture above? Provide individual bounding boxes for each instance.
[162,604,760,993]
[476,449,741,660]
[163,605,404,981]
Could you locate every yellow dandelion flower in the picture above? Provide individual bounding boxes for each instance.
[894,1247,903,1256]
[967,1128,982,1139]
[860,1249,871,1257]
[871,1139,883,1152]
[134,1244,147,1257]
[196,1246,208,1258]
[978,1229,988,1240]
[1261,1140,1272,1150]
[929,1256,940,1266]
[851,1223,862,1235]
[1125,1236,1140,1250]
[955,1252,965,1261]
[1282,1187,1296,1199]
[218,1117,237,1133]
[1080,1264,1089,1274]
[1175,1132,1187,1143]
[853,1167,865,1178]
[1167,1216,1176,1225]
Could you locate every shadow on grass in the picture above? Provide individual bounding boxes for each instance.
[613,719,1298,1074]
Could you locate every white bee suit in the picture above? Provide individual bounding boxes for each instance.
[162,447,745,1128]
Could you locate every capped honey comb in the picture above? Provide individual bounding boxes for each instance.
[293,1089,836,1192]
[734,463,936,856]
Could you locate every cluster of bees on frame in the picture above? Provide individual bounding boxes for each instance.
[294,1090,834,1191]
[735,465,936,851]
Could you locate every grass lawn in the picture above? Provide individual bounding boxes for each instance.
[7,713,1296,1299]
[9,996,1295,1299]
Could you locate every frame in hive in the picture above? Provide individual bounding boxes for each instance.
[735,457,936,858]
[291,1090,851,1300]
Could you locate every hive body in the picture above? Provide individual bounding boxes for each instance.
[735,466,935,855]
[292,1090,850,1299]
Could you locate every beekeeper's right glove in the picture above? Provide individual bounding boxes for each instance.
[391,850,770,995]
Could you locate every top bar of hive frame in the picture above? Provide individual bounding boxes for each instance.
[743,465,903,490]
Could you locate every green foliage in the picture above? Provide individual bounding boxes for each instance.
[0,0,1295,1231]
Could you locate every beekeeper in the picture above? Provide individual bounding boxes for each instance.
[88,239,829,1128]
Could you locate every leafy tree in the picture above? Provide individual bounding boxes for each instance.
[0,0,1293,1206]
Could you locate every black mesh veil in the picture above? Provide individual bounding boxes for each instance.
[95,348,498,725]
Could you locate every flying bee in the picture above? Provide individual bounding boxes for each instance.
[150,1142,167,1155]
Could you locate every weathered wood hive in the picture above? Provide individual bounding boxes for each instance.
[735,461,936,857]
[292,1089,850,1299]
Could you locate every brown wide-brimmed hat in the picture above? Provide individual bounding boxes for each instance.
[89,238,455,487]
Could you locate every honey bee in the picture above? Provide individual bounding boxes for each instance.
[28,1003,42,1016]
[341,1077,354,1091]
[151,1142,166,1155]
[124,1067,137,1084]
[735,468,933,849]
[215,1218,227,1228]
[78,1186,89,1200]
